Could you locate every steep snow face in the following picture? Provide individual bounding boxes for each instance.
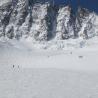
[29,3,50,41]
[0,0,56,41]
[56,6,74,40]
[77,8,98,39]
[0,0,12,37]
[0,0,11,6]
[0,0,98,43]
[5,0,28,39]
[0,0,28,39]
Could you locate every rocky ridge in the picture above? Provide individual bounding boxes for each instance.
[0,0,98,42]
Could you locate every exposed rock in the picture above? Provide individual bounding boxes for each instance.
[0,0,98,41]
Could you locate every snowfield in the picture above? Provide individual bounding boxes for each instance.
[0,37,98,98]
[1,68,98,98]
[0,37,98,70]
[0,0,98,97]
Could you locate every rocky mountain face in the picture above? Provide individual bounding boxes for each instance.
[0,0,98,41]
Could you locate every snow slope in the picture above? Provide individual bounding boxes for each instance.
[1,68,98,98]
[0,36,98,98]
[0,0,11,6]
[0,46,98,98]
[0,1,98,98]
[0,37,98,70]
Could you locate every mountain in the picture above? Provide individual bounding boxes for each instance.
[0,0,98,42]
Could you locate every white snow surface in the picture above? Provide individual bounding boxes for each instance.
[1,1,98,98]
[0,36,98,70]
[0,37,98,98]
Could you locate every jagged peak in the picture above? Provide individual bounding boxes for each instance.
[0,0,98,41]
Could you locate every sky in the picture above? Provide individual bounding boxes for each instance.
[31,0,98,13]
[53,0,98,13]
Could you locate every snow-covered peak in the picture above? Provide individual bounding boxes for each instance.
[0,0,98,44]
[0,0,11,6]
[56,6,74,40]
[77,8,98,39]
